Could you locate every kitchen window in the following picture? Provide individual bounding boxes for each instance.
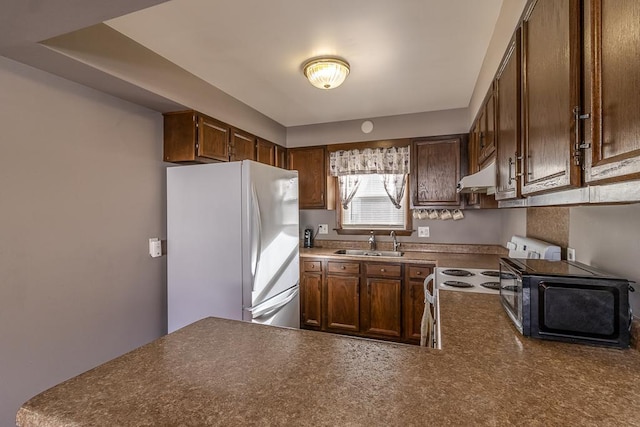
[330,146,412,234]
[339,174,408,229]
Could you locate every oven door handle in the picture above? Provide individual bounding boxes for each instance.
[423,274,435,305]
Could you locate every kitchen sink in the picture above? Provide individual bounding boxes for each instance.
[334,249,404,257]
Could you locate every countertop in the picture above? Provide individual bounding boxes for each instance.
[17,292,640,426]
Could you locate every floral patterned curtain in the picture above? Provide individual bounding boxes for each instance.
[338,175,361,209]
[381,174,406,209]
[329,146,410,176]
[330,147,410,209]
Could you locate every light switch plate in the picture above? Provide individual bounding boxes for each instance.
[418,226,430,238]
[149,238,162,258]
[318,224,328,234]
[567,247,576,261]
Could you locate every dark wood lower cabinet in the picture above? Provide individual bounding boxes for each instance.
[362,277,402,338]
[301,272,322,329]
[326,275,360,332]
[301,259,432,345]
[403,265,433,343]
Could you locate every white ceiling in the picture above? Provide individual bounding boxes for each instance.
[104,0,504,127]
[0,0,504,129]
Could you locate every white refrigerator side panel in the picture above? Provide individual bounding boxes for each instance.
[167,163,243,333]
[241,161,299,317]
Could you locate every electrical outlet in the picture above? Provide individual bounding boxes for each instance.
[318,224,328,234]
[418,226,430,238]
[567,247,576,261]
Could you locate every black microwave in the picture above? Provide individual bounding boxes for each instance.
[499,258,633,348]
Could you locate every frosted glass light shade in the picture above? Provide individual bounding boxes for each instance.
[303,57,350,90]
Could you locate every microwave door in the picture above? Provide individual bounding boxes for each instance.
[500,265,527,334]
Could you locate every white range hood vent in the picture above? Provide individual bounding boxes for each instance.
[457,159,496,194]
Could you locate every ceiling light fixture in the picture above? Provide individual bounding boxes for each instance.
[303,57,350,90]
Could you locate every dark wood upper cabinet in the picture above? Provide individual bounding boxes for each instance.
[275,145,287,169]
[411,135,465,207]
[478,88,497,166]
[521,0,582,196]
[230,128,256,162]
[288,146,334,209]
[583,0,640,184]
[495,29,522,201]
[256,138,275,166]
[163,111,230,163]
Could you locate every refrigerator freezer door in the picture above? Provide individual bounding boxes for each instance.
[242,161,299,315]
[248,285,300,328]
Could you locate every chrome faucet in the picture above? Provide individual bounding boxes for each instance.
[390,230,400,252]
[368,231,376,250]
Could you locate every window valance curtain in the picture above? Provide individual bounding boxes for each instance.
[330,147,410,210]
[329,146,410,176]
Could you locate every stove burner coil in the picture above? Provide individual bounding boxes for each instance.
[480,282,500,290]
[442,280,474,288]
[481,271,517,280]
[441,269,474,277]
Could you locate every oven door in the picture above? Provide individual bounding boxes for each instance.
[499,260,527,334]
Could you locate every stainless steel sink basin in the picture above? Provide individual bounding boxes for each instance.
[334,249,404,257]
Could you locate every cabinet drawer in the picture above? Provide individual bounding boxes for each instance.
[328,261,360,275]
[365,263,402,278]
[408,266,431,280]
[303,261,322,272]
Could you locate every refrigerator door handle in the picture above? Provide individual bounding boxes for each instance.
[250,184,262,279]
[247,285,299,319]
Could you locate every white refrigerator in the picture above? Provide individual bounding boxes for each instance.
[167,160,299,333]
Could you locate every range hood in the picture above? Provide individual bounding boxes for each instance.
[457,159,496,194]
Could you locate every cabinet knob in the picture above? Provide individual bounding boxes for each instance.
[417,271,422,276]
[341,266,346,270]
[380,268,386,272]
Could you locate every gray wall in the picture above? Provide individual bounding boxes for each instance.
[286,108,469,147]
[569,203,640,314]
[300,208,505,245]
[0,57,166,425]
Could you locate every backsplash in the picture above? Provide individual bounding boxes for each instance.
[526,207,569,257]
[304,239,507,255]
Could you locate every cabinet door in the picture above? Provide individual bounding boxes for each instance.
[288,146,330,209]
[478,90,496,165]
[301,272,322,329]
[230,129,255,161]
[495,29,522,201]
[362,278,402,338]
[411,136,463,207]
[256,138,275,166]
[521,0,581,195]
[404,280,425,342]
[199,116,230,161]
[275,145,287,169]
[326,275,360,332]
[403,265,432,343]
[584,0,640,183]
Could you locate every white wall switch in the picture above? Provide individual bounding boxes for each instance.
[318,224,328,234]
[418,226,430,238]
[567,247,576,261]
[149,238,162,258]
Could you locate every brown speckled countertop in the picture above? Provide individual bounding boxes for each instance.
[17,292,640,426]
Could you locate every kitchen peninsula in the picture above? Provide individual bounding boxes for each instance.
[17,292,640,426]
